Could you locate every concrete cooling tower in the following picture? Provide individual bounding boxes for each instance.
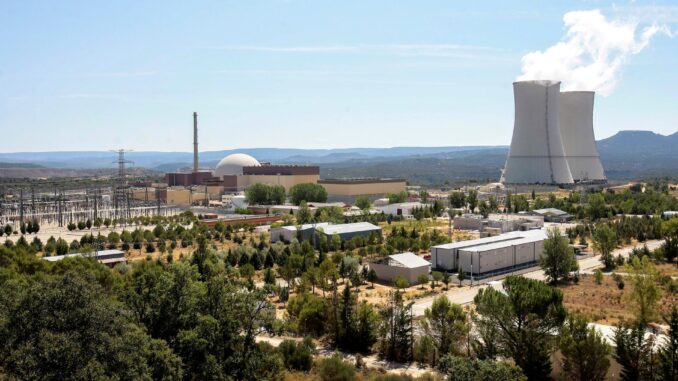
[502,80,574,184]
[559,91,606,182]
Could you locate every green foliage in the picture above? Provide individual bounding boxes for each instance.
[287,292,327,336]
[448,191,465,209]
[378,291,413,362]
[662,217,678,264]
[244,183,286,205]
[593,224,617,270]
[289,183,328,205]
[355,196,372,211]
[297,201,313,224]
[278,337,315,371]
[393,276,409,289]
[420,296,468,364]
[473,276,566,381]
[539,227,578,284]
[1,272,183,380]
[386,191,408,204]
[613,322,659,381]
[559,314,611,381]
[625,255,661,325]
[658,307,678,381]
[316,354,356,381]
[437,355,527,381]
[594,269,603,285]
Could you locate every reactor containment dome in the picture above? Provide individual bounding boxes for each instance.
[559,91,606,182]
[502,80,574,185]
[213,153,261,178]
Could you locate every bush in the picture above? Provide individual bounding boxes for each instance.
[278,337,315,371]
[289,183,328,205]
[594,269,603,285]
[315,354,355,381]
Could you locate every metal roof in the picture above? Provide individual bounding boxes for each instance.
[533,208,569,216]
[42,249,125,262]
[459,233,546,253]
[321,222,381,235]
[389,252,431,268]
[432,229,546,251]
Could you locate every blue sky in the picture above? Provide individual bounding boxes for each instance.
[1,1,676,152]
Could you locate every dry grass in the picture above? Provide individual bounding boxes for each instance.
[560,273,678,325]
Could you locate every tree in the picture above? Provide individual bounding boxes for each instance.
[244,183,286,205]
[355,196,372,211]
[431,271,443,289]
[658,307,678,381]
[417,273,429,289]
[367,268,377,288]
[278,337,315,371]
[393,276,409,290]
[625,255,661,326]
[286,293,326,336]
[587,193,608,220]
[442,272,450,290]
[437,355,527,381]
[421,296,468,363]
[4,224,12,237]
[662,217,678,264]
[2,272,182,380]
[288,183,328,205]
[559,314,611,381]
[540,227,578,284]
[296,201,313,225]
[613,322,658,381]
[457,267,466,286]
[473,276,566,381]
[467,189,478,213]
[378,291,413,362]
[387,191,408,204]
[592,224,617,270]
[448,192,465,209]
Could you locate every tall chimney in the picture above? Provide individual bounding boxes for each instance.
[193,112,198,173]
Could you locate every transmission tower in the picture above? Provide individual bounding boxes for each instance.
[111,149,134,224]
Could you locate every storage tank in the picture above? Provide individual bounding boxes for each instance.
[502,80,574,184]
[559,91,606,182]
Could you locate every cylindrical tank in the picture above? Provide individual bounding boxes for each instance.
[503,80,574,184]
[559,91,606,182]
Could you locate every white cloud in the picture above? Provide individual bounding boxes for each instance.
[517,9,674,96]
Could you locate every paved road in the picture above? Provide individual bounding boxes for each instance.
[411,240,664,317]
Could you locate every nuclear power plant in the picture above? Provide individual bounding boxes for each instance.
[559,91,606,182]
[502,80,606,185]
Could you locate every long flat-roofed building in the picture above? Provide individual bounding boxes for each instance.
[430,229,547,276]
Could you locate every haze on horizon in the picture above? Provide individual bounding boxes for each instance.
[1,1,676,153]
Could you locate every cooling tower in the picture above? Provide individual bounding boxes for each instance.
[502,80,574,184]
[559,91,606,182]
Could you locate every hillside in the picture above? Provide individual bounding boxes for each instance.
[1,130,676,183]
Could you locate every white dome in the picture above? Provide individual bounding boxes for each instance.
[213,153,260,177]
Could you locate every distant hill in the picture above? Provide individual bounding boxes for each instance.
[1,130,676,183]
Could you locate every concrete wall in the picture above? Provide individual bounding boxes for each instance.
[369,262,429,284]
[238,174,320,192]
[319,180,406,196]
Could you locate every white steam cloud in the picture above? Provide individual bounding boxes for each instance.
[517,9,673,96]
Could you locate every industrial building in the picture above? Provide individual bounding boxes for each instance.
[374,202,426,219]
[270,221,382,245]
[502,80,574,184]
[430,229,547,276]
[531,208,574,223]
[453,213,543,233]
[502,81,606,185]
[42,249,127,267]
[270,222,330,243]
[318,178,407,201]
[559,91,606,182]
[369,252,431,284]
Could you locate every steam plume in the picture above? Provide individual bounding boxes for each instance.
[517,9,673,96]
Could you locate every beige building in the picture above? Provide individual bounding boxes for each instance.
[236,174,320,192]
[319,178,406,197]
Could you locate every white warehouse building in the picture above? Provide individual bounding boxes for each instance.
[430,229,547,277]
